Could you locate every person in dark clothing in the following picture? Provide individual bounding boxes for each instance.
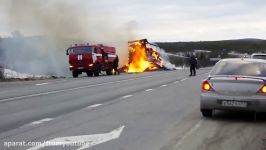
[101,48,108,62]
[189,55,197,76]
[0,67,3,79]
[113,55,119,75]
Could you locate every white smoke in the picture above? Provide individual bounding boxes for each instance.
[156,48,177,70]
[148,43,177,70]
[0,0,137,76]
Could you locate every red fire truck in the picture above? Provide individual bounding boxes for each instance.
[66,43,117,78]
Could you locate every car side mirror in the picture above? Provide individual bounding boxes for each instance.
[66,49,69,55]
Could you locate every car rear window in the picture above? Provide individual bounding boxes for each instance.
[252,55,266,60]
[210,61,266,77]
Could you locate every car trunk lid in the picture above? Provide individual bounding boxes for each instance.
[209,76,265,96]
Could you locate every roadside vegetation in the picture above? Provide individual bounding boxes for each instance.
[157,39,266,54]
[157,39,266,67]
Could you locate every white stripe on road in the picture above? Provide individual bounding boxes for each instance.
[54,79,67,83]
[122,95,133,99]
[35,83,49,86]
[180,78,187,82]
[145,89,153,92]
[0,76,153,103]
[175,120,202,148]
[30,118,53,126]
[87,104,102,109]
[160,84,168,87]
[174,81,180,84]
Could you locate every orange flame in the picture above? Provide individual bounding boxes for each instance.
[126,41,161,73]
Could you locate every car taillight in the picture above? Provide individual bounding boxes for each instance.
[202,80,213,91]
[259,84,266,94]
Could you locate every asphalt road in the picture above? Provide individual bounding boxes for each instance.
[0,68,266,150]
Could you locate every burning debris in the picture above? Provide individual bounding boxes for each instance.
[124,39,176,73]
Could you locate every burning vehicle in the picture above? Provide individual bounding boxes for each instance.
[124,39,175,73]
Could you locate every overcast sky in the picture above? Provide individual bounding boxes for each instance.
[1,0,266,42]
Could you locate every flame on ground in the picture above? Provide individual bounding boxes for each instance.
[125,40,162,73]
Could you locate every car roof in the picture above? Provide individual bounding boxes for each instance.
[251,53,266,56]
[220,58,266,63]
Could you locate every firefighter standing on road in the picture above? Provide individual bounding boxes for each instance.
[0,65,3,79]
[113,55,119,75]
[189,54,197,76]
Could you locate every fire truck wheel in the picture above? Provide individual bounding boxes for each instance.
[94,71,99,77]
[86,71,93,77]
[106,69,112,75]
[72,71,78,78]
[94,62,101,77]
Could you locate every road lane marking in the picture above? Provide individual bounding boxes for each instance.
[145,89,153,92]
[30,118,53,126]
[54,79,67,83]
[122,95,133,99]
[27,125,125,150]
[180,78,187,82]
[161,84,168,87]
[174,81,180,84]
[87,104,102,109]
[175,120,202,147]
[35,83,49,86]
[0,76,153,103]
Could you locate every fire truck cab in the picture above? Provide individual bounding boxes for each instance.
[66,43,117,78]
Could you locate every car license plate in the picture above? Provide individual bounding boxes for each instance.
[221,100,247,108]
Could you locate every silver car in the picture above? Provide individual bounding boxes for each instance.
[251,53,266,60]
[200,58,266,117]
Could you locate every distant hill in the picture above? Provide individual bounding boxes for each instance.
[156,39,266,54]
